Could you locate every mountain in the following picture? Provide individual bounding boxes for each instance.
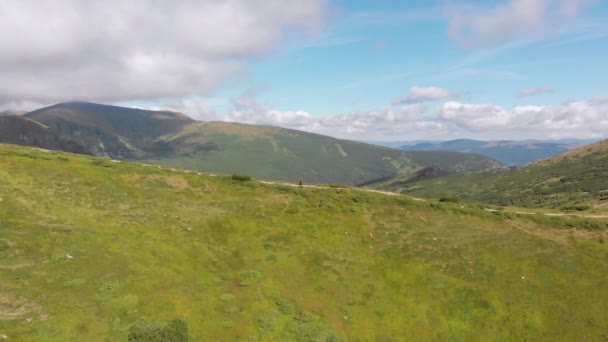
[0,115,84,153]
[391,139,608,209]
[0,102,502,185]
[24,102,194,158]
[1,143,607,340]
[400,139,593,166]
[144,121,502,185]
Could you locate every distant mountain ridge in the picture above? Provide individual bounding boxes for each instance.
[389,139,608,209]
[0,102,502,185]
[400,138,595,166]
[23,102,194,158]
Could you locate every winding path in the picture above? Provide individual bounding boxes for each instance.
[138,163,607,219]
[484,208,608,219]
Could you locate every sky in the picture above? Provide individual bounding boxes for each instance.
[1,0,607,141]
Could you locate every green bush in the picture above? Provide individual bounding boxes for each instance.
[439,196,460,203]
[128,319,189,342]
[231,174,252,181]
[275,297,296,314]
[561,205,590,212]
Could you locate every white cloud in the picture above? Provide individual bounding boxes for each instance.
[164,99,220,121]
[0,99,50,112]
[200,94,444,139]
[519,87,554,97]
[446,0,596,46]
[592,93,608,104]
[133,93,608,140]
[393,86,458,104]
[0,0,327,106]
[179,94,604,140]
[436,100,608,139]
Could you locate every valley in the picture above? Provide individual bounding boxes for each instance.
[378,139,608,210]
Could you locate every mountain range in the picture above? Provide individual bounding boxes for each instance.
[378,139,608,210]
[0,102,501,185]
[398,139,596,166]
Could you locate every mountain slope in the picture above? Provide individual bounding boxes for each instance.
[394,139,608,209]
[401,139,586,166]
[1,102,503,185]
[0,115,84,153]
[1,143,607,340]
[145,121,502,184]
[24,102,194,158]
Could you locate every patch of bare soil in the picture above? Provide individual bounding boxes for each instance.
[0,294,41,320]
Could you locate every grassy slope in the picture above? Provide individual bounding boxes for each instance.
[11,103,501,185]
[147,122,501,185]
[25,102,194,144]
[389,140,608,210]
[1,144,607,341]
[22,102,194,159]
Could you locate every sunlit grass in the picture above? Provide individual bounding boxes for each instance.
[0,144,607,341]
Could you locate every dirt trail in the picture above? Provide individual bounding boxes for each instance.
[484,208,608,219]
[544,213,608,219]
[258,180,401,196]
[136,164,606,219]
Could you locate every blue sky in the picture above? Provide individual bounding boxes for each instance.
[227,0,608,113]
[177,0,608,140]
[2,0,608,140]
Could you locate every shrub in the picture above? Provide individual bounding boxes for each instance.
[128,319,188,342]
[439,196,460,203]
[162,320,189,342]
[561,205,590,212]
[275,297,296,314]
[318,199,336,210]
[231,174,252,181]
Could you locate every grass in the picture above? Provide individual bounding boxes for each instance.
[0,143,607,341]
[5,102,502,186]
[386,140,608,210]
[144,123,500,186]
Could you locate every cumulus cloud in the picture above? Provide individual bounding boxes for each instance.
[446,0,596,46]
[436,100,608,139]
[519,87,554,97]
[0,0,327,107]
[195,94,443,139]
[592,93,608,104]
[163,98,221,121]
[393,86,458,104]
[143,93,608,140]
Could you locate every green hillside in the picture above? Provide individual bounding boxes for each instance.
[390,140,608,210]
[1,143,607,341]
[24,102,194,159]
[3,102,501,185]
[0,116,84,154]
[145,121,500,185]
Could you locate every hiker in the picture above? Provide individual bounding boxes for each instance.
[299,178,303,186]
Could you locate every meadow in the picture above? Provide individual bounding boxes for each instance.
[1,144,607,341]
